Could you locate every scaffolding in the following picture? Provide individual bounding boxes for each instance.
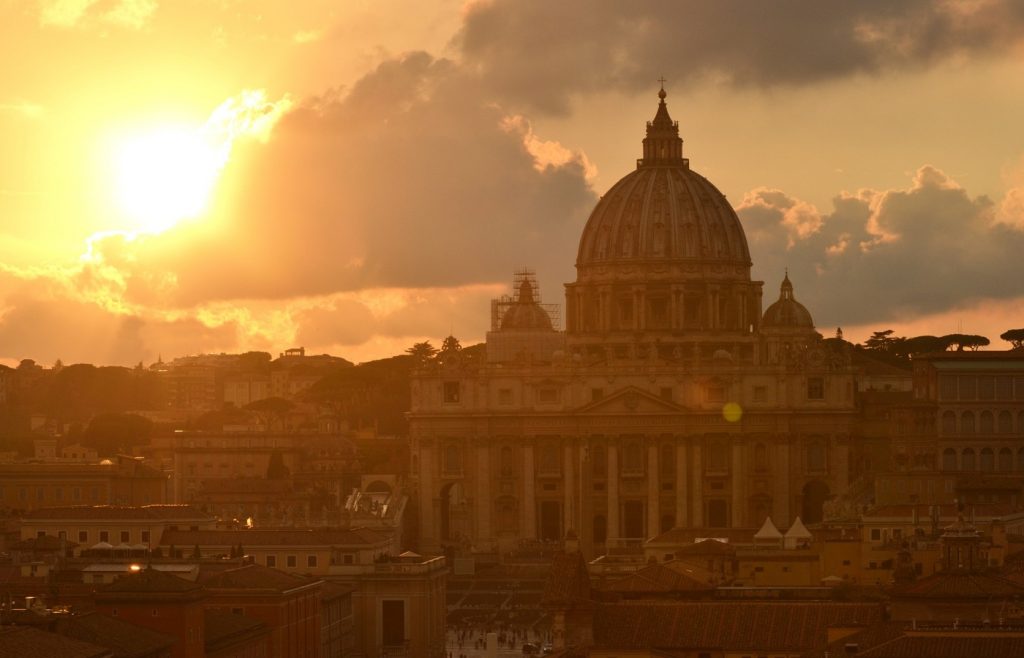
[490,268,561,331]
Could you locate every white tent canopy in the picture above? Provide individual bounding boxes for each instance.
[753,516,783,540]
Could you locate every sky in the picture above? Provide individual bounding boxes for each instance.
[1,0,1024,366]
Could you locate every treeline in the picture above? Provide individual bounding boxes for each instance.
[856,327,1024,365]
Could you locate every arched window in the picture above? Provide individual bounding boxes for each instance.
[500,446,514,476]
[1018,448,1024,472]
[807,442,827,472]
[962,448,976,471]
[593,514,607,544]
[623,443,643,474]
[661,444,675,478]
[999,411,1013,434]
[444,444,462,475]
[998,447,1013,472]
[980,447,995,472]
[754,443,768,472]
[941,411,957,435]
[961,411,976,435]
[980,411,995,434]
[539,445,559,475]
[1019,411,1024,432]
[591,445,606,479]
[942,448,958,471]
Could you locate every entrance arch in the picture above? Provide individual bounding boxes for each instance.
[801,480,830,524]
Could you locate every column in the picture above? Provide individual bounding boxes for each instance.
[691,443,704,526]
[607,444,619,541]
[419,438,437,551]
[475,442,491,547]
[731,442,744,528]
[675,442,688,528]
[773,441,791,527]
[522,442,536,539]
[564,442,575,535]
[647,444,660,538]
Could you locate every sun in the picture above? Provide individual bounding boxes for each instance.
[113,126,225,234]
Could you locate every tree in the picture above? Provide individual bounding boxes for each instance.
[82,413,154,456]
[943,334,990,352]
[244,396,295,431]
[405,341,438,361]
[864,330,899,353]
[1000,328,1024,349]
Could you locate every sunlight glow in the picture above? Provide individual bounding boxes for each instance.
[110,89,292,235]
[113,126,225,234]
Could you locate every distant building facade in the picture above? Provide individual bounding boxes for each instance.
[410,90,860,558]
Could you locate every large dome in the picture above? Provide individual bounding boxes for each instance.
[575,89,751,278]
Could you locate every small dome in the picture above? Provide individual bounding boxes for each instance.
[500,279,553,331]
[762,273,814,329]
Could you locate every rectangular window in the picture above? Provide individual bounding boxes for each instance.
[266,555,277,568]
[78,531,88,543]
[938,375,958,400]
[99,531,109,543]
[307,555,318,568]
[753,386,766,402]
[807,377,825,400]
[120,531,130,543]
[55,487,63,501]
[443,381,460,403]
[141,531,150,543]
[706,385,725,403]
[343,554,354,565]
[498,388,512,405]
[870,528,881,541]
[537,387,559,404]
[287,555,297,568]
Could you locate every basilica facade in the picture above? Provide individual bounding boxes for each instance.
[409,89,860,557]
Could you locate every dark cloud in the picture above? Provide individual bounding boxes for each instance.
[0,292,238,366]
[457,0,1024,113]
[741,166,1024,329]
[101,51,595,309]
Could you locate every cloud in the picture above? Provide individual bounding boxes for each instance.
[741,165,1024,329]
[456,0,1024,112]
[84,52,595,309]
[38,0,157,30]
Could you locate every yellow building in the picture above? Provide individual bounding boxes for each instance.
[20,504,215,550]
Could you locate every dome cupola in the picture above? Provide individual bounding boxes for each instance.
[565,86,764,361]
[762,272,814,330]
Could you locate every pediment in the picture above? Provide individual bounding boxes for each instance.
[574,386,683,415]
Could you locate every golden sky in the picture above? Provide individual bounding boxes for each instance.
[2,0,1024,365]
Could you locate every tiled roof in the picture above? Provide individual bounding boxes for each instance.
[894,572,1024,599]
[200,564,319,592]
[592,601,884,651]
[542,551,592,608]
[603,561,713,594]
[160,526,386,547]
[203,610,267,649]
[53,612,176,658]
[0,626,111,658]
[24,505,210,521]
[102,566,204,594]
